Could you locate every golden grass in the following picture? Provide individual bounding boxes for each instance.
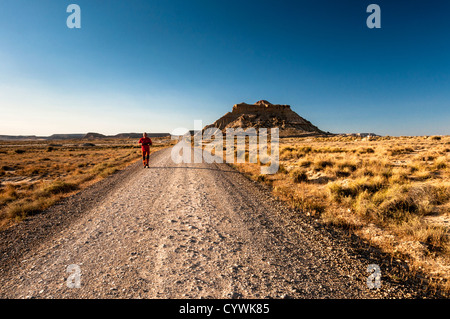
[0,137,173,228]
[227,135,450,294]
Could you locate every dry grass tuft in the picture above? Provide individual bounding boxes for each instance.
[0,137,173,226]
[230,135,450,295]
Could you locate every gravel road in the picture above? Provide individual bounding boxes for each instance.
[0,148,424,298]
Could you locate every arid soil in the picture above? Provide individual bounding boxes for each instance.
[0,148,433,298]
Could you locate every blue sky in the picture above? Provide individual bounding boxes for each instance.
[0,0,449,136]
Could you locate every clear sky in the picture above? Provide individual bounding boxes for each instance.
[0,0,449,136]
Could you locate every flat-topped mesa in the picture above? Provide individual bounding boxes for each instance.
[232,100,291,114]
[204,100,328,137]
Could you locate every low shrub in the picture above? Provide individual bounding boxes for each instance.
[291,169,308,183]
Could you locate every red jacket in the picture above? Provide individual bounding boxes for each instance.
[139,137,152,151]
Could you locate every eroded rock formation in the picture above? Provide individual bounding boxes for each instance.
[204,100,326,137]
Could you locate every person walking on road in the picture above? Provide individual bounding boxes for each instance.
[138,132,153,168]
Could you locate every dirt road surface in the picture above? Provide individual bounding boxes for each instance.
[0,148,421,298]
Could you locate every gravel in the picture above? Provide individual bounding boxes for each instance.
[0,148,436,298]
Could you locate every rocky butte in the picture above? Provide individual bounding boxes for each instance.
[203,100,327,137]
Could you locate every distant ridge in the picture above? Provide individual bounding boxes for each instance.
[83,132,170,139]
[0,135,41,141]
[112,133,170,139]
[340,133,380,138]
[0,132,170,141]
[83,132,107,139]
[0,134,86,141]
[49,134,85,140]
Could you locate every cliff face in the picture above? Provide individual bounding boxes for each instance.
[204,100,326,137]
[232,100,291,113]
